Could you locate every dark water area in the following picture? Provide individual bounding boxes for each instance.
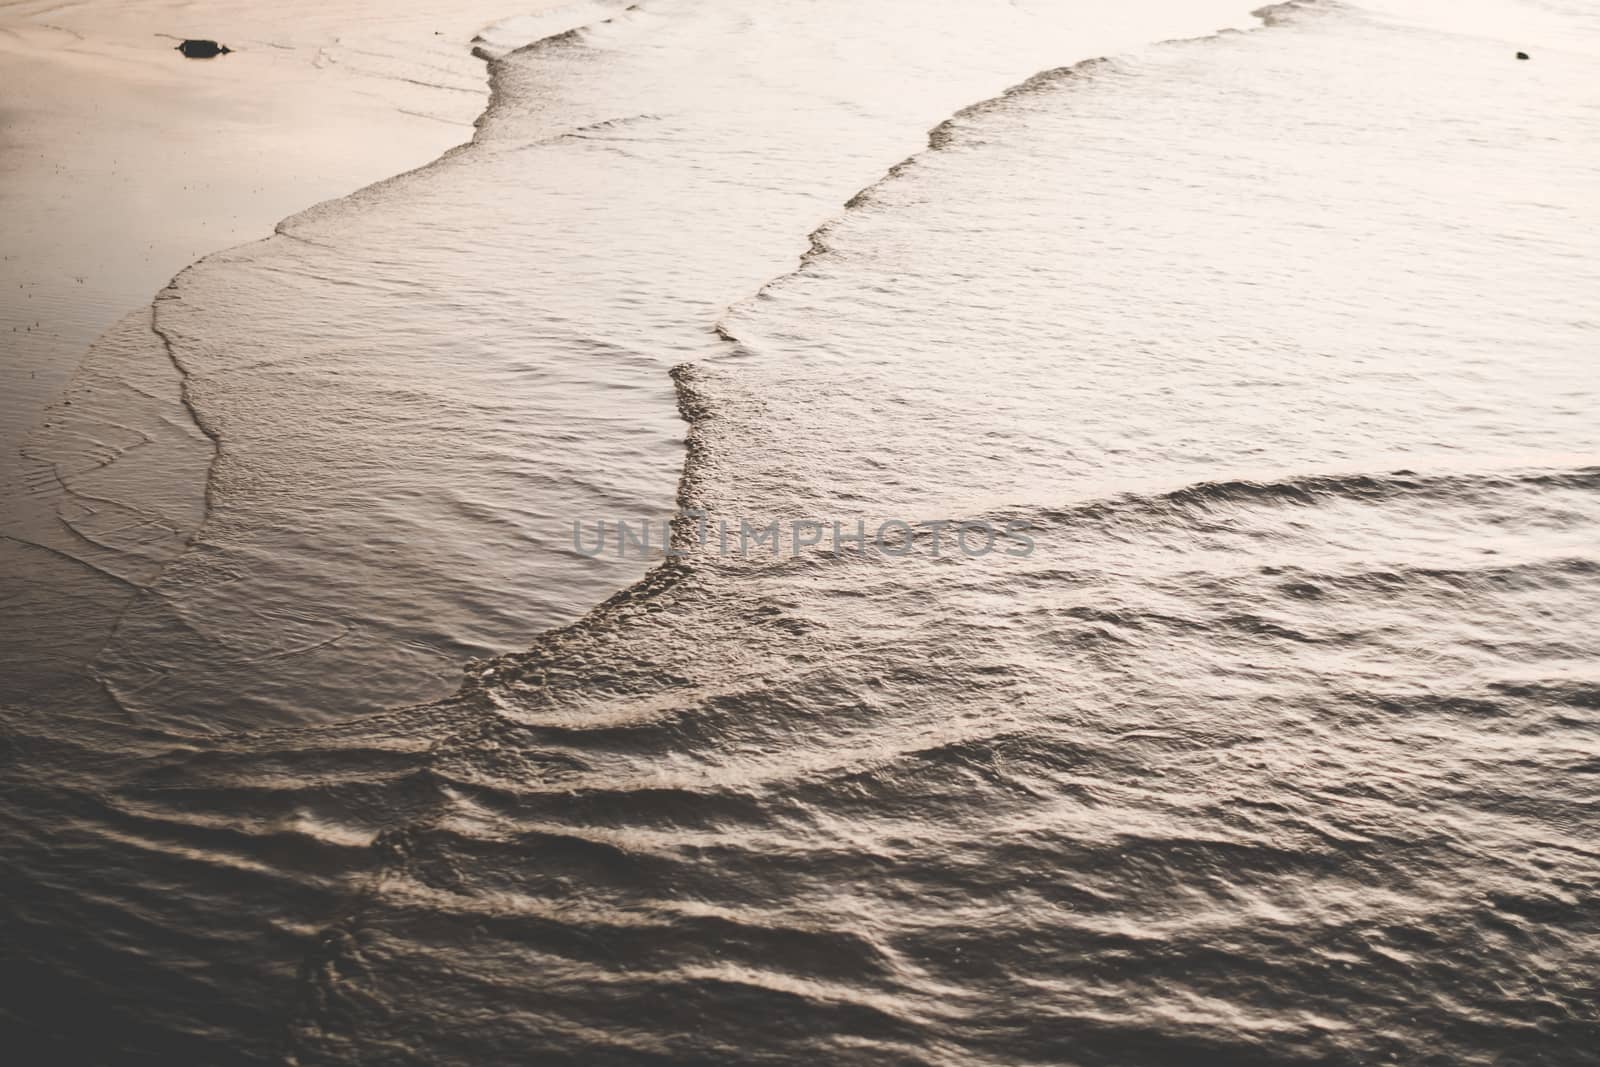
[2,0,1597,1062]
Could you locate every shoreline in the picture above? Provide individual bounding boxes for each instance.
[0,0,590,711]
[7,0,1277,728]
[0,0,586,484]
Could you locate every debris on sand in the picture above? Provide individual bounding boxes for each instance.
[176,40,233,59]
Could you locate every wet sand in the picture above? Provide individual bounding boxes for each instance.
[0,0,582,483]
[0,0,591,708]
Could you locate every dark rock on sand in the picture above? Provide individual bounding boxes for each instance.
[176,40,232,59]
[1516,51,1530,60]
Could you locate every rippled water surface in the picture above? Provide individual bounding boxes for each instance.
[67,0,1260,728]
[2,0,1596,1062]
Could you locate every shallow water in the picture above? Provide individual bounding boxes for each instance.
[0,0,591,711]
[81,0,1260,728]
[2,0,1597,1062]
[0,0,555,463]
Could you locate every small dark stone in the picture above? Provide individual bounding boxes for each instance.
[1516,51,1530,60]
[176,39,232,59]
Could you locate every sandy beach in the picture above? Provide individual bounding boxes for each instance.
[2,0,1596,1061]
[0,0,601,705]
[0,0,591,481]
